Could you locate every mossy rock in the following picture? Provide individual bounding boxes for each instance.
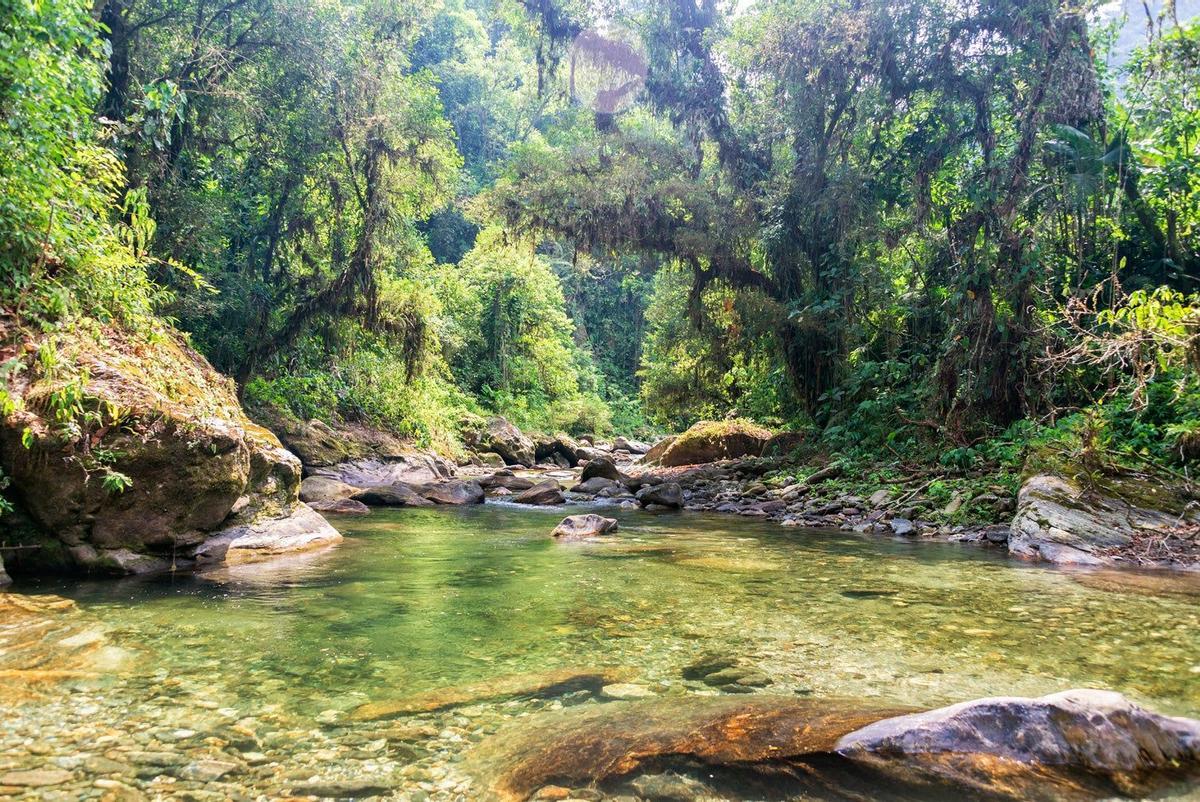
[0,322,335,577]
[657,419,772,467]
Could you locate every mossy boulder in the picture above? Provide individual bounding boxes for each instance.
[0,323,339,577]
[654,420,772,467]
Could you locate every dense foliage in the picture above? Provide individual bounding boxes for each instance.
[2,0,1197,469]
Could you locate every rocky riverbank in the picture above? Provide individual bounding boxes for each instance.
[0,324,339,581]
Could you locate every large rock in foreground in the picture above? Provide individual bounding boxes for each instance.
[468,691,1200,802]
[1010,473,1199,566]
[836,689,1200,800]
[653,420,771,467]
[468,696,911,802]
[0,324,340,577]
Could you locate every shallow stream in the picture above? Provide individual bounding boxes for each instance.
[4,504,1200,800]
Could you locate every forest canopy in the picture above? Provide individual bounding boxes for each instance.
[2,0,1198,469]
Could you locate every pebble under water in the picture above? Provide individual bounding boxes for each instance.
[3,503,1200,801]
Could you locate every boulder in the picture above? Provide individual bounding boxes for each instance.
[640,436,676,465]
[835,689,1200,800]
[465,416,536,467]
[419,480,485,505]
[0,553,8,587]
[307,498,370,516]
[477,452,506,469]
[656,420,771,467]
[310,454,451,488]
[580,455,622,482]
[468,691,1200,802]
[636,482,683,509]
[0,324,338,577]
[552,514,619,540]
[194,504,341,566]
[299,476,358,503]
[351,484,433,507]
[480,471,536,492]
[570,476,621,495]
[534,433,581,467]
[1009,473,1198,566]
[612,436,650,454]
[467,696,910,802]
[575,445,608,462]
[514,479,565,506]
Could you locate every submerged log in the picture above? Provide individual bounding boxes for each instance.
[350,667,635,721]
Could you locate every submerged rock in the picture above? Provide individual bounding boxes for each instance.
[552,514,618,540]
[351,667,633,721]
[836,689,1200,800]
[290,777,397,798]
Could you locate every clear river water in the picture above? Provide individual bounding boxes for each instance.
[4,503,1200,800]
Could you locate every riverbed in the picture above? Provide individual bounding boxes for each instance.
[3,504,1199,800]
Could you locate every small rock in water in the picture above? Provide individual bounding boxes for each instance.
[629,772,712,801]
[701,667,773,689]
[0,769,74,787]
[291,777,397,798]
[552,514,619,540]
[680,654,738,680]
[889,518,915,536]
[178,759,240,782]
[600,683,657,700]
[841,589,898,599]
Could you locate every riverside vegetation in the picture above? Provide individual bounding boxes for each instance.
[2,0,1200,799]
